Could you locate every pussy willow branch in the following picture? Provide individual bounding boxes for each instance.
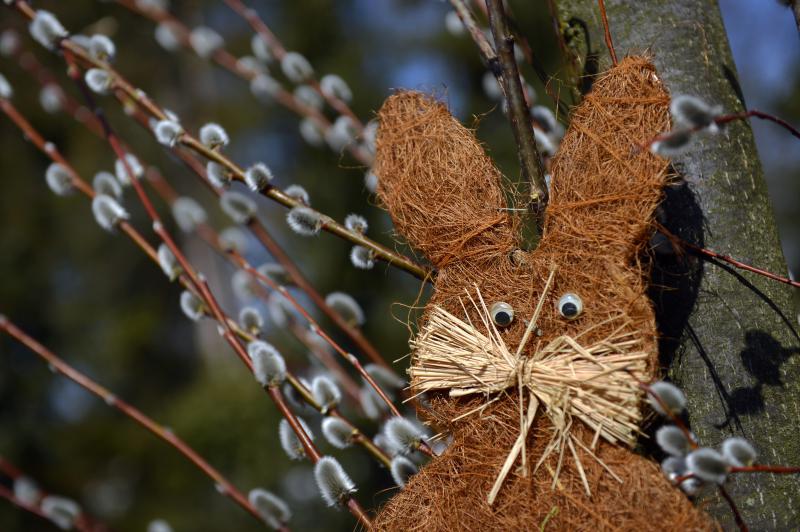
[596,0,618,66]
[19,26,413,371]
[266,385,373,529]
[222,0,365,131]
[643,110,800,149]
[654,223,800,289]
[0,318,266,526]
[61,54,378,525]
[485,0,548,211]
[0,86,356,526]
[78,44,427,279]
[113,0,372,165]
[0,485,54,531]
[0,457,96,532]
[141,168,363,403]
[63,43,409,418]
[18,5,428,279]
[3,92,395,477]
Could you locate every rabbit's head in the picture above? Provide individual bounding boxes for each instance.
[372,57,715,530]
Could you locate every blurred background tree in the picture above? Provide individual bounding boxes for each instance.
[0,1,797,530]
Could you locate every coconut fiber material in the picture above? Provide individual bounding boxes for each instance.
[372,57,717,530]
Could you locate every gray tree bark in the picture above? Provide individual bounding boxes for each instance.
[548,0,800,529]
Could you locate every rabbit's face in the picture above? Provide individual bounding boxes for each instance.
[376,58,670,414]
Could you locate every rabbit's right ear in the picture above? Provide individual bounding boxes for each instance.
[375,91,516,268]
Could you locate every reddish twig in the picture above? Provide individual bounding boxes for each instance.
[0,318,266,526]
[718,484,749,532]
[655,223,800,289]
[596,0,617,66]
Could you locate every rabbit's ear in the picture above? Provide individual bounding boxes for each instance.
[538,57,671,259]
[375,91,516,268]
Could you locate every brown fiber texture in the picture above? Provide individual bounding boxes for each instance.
[372,57,717,531]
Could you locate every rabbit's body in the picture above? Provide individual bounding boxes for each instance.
[373,57,715,530]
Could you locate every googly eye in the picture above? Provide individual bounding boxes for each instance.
[557,293,583,320]
[490,302,514,327]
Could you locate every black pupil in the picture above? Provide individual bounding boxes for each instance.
[561,302,578,317]
[494,311,511,326]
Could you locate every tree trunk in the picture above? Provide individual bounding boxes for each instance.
[549,0,800,529]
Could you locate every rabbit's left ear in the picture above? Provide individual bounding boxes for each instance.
[375,91,517,268]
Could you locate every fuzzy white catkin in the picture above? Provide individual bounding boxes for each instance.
[250,74,282,102]
[324,292,365,326]
[363,170,379,193]
[115,153,144,185]
[286,206,321,236]
[0,29,21,57]
[482,71,502,101]
[670,94,720,132]
[0,73,12,99]
[721,437,757,467]
[533,128,557,158]
[248,340,286,386]
[239,306,264,334]
[218,226,249,254]
[189,26,224,58]
[92,171,123,200]
[29,11,68,50]
[383,417,424,453]
[179,290,204,321]
[13,476,40,506]
[154,119,183,147]
[199,122,229,149]
[232,270,257,301]
[244,162,273,192]
[650,129,693,158]
[157,244,180,280]
[237,56,265,76]
[41,495,81,530]
[293,84,323,110]
[444,11,465,36]
[314,456,356,507]
[281,51,313,83]
[647,381,687,416]
[283,184,310,206]
[686,448,729,484]
[279,417,314,460]
[220,191,257,224]
[39,84,62,113]
[171,196,207,232]
[655,425,692,457]
[206,161,230,189]
[311,376,341,412]
[321,417,353,449]
[154,22,181,52]
[343,213,368,234]
[250,34,272,63]
[85,68,112,94]
[45,163,74,196]
[365,364,406,391]
[89,34,115,61]
[248,489,291,529]
[362,120,378,154]
[299,118,324,147]
[390,455,418,487]
[146,519,173,532]
[319,74,352,103]
[92,195,129,232]
[257,262,293,286]
[325,115,357,152]
[350,245,375,270]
